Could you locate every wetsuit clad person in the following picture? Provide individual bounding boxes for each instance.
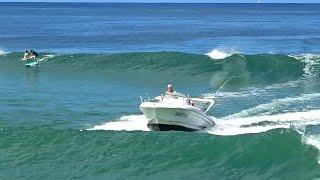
[30,50,39,61]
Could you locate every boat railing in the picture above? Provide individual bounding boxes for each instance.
[140,94,163,103]
[140,94,214,113]
[190,98,214,113]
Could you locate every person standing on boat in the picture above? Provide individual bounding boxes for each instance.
[166,84,176,95]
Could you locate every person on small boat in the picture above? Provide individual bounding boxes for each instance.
[166,84,176,95]
[165,84,186,98]
[165,84,195,105]
[29,50,39,61]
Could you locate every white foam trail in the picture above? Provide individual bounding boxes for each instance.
[88,110,320,135]
[206,123,289,136]
[225,93,320,118]
[222,110,320,126]
[206,110,320,136]
[88,115,150,132]
[205,49,235,60]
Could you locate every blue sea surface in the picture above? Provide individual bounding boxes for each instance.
[0,3,320,54]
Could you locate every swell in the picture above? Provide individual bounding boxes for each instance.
[1,126,319,179]
[0,51,315,88]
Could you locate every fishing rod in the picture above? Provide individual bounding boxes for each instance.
[214,76,233,94]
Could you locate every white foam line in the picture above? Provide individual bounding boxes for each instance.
[220,110,320,126]
[88,109,320,137]
[303,135,320,150]
[289,53,320,61]
[206,124,289,136]
[88,115,150,132]
[205,110,320,137]
[290,53,320,77]
[225,93,320,118]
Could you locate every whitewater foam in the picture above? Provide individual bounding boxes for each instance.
[224,93,320,118]
[89,109,320,136]
[208,109,320,135]
[303,134,320,163]
[88,115,150,132]
[205,49,235,60]
[295,126,320,164]
[0,50,8,56]
[290,53,320,78]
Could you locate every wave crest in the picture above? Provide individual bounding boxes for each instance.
[205,49,235,60]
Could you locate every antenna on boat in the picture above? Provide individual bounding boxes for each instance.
[214,76,233,94]
[146,93,150,102]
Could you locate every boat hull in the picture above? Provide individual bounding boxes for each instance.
[140,105,215,131]
[147,123,196,131]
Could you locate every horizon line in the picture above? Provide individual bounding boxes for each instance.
[0,1,319,3]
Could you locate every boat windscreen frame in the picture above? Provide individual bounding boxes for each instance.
[190,98,214,113]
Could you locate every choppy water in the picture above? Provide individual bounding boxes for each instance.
[1,2,320,179]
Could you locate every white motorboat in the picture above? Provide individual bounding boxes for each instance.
[139,92,215,131]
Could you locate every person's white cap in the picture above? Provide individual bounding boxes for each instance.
[168,84,173,88]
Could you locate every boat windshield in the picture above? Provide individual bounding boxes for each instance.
[164,92,187,99]
[191,99,213,112]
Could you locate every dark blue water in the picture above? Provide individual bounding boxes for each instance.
[1,3,320,54]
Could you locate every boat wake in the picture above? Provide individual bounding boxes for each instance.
[89,109,320,162]
[208,109,320,136]
[89,109,320,135]
[88,115,150,132]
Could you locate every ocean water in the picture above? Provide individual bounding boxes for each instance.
[0,2,320,179]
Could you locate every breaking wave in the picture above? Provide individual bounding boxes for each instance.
[205,49,236,60]
[1,51,316,89]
